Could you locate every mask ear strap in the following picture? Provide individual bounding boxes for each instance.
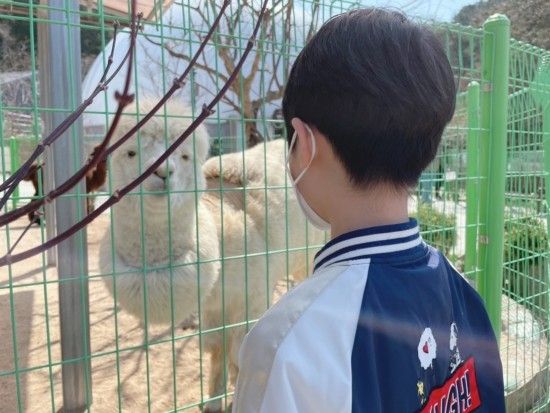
[289,125,317,185]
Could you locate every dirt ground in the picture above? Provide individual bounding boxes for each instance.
[0,211,548,412]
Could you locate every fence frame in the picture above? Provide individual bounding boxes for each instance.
[38,0,92,410]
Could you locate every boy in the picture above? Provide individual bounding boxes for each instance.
[232,8,505,413]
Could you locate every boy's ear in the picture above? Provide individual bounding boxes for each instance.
[291,117,314,169]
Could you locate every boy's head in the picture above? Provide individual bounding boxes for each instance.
[283,8,456,190]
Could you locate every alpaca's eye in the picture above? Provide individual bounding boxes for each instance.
[182,154,189,161]
[127,150,136,158]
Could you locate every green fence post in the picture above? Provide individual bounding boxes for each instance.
[38,0,92,410]
[477,14,510,340]
[465,81,480,278]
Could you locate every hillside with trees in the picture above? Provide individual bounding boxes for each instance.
[454,0,550,49]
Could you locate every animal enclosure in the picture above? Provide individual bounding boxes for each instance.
[0,1,549,412]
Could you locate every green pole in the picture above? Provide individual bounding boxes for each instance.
[477,14,510,340]
[465,81,480,278]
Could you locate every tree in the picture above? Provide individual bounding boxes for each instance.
[0,21,32,71]
[0,0,111,74]
[144,0,323,147]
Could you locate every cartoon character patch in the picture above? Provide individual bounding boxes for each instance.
[449,322,463,373]
[418,327,437,370]
[419,357,481,413]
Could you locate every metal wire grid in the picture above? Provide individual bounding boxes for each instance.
[0,2,549,412]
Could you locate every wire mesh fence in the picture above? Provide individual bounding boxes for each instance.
[0,1,549,412]
[500,39,550,412]
[417,18,550,412]
[415,22,484,270]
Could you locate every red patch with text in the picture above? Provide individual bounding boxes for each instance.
[420,357,481,413]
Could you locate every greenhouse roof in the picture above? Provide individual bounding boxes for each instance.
[84,0,175,21]
[0,1,174,22]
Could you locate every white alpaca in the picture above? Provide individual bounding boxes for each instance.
[99,100,219,326]
[99,100,324,412]
[201,139,325,411]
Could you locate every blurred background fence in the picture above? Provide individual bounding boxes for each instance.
[0,1,549,412]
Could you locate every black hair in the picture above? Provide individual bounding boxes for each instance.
[282,8,456,188]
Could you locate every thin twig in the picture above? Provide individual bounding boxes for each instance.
[306,0,320,43]
[142,34,230,83]
[0,0,270,266]
[1,0,233,227]
[0,10,142,226]
[244,9,270,89]
[0,0,228,225]
[99,0,232,158]
[98,21,120,84]
[0,20,127,205]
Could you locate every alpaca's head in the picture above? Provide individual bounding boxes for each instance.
[110,99,210,210]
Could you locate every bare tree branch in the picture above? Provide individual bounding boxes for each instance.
[1,0,232,227]
[0,19,129,208]
[244,9,270,90]
[0,9,141,224]
[252,88,284,107]
[149,0,321,147]
[0,0,270,266]
[143,34,230,83]
[194,82,241,113]
[306,0,320,42]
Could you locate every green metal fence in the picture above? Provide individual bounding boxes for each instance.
[421,15,550,412]
[500,37,550,412]
[0,1,549,412]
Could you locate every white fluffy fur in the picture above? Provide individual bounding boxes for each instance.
[99,99,324,412]
[99,100,219,326]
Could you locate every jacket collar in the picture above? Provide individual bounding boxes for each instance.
[313,219,425,272]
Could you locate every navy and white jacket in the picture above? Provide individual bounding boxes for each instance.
[233,219,505,413]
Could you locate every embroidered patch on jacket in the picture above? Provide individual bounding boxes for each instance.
[419,357,481,413]
[417,327,437,370]
[449,322,463,373]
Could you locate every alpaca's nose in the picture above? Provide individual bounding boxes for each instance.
[154,166,173,180]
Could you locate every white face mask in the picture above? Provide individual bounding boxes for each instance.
[286,125,331,231]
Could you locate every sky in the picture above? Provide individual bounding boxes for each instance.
[367,0,480,21]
